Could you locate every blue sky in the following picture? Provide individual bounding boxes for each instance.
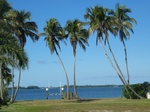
[8,0,150,87]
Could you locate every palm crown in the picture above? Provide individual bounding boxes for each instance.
[9,10,39,47]
[65,19,89,56]
[43,18,66,55]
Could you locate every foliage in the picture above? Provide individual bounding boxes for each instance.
[3,87,10,103]
[123,82,150,99]
[148,86,150,92]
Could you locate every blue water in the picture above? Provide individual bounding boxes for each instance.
[8,87,123,101]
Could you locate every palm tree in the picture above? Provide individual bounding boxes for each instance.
[110,3,143,99]
[65,19,89,99]
[84,5,143,99]
[41,18,70,99]
[6,10,38,102]
[112,3,137,84]
[84,5,132,96]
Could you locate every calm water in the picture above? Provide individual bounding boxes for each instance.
[8,87,123,101]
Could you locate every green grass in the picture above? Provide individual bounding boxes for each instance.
[1,98,150,112]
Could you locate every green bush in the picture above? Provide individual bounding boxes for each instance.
[0,88,10,105]
[148,86,150,92]
[123,82,150,99]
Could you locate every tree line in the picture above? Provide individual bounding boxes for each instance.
[0,0,146,104]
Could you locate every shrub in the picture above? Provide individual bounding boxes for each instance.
[0,87,10,105]
[123,82,150,99]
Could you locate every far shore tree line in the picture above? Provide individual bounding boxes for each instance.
[0,0,149,104]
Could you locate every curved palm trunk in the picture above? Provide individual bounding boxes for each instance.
[106,40,143,99]
[11,65,21,103]
[106,40,127,83]
[122,40,130,84]
[99,40,131,98]
[73,54,79,99]
[56,52,70,99]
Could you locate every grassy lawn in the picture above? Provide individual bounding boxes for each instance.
[1,98,150,112]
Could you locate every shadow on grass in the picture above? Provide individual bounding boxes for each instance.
[62,98,102,103]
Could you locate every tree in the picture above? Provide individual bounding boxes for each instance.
[41,18,70,99]
[6,10,38,103]
[84,5,143,99]
[84,5,126,87]
[65,19,89,99]
[123,82,150,99]
[112,3,137,84]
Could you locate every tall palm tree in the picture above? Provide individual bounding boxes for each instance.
[41,18,70,99]
[110,3,143,99]
[65,19,89,99]
[112,3,137,84]
[84,5,143,99]
[6,10,38,102]
[84,5,132,97]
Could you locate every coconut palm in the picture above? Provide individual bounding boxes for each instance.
[41,18,70,99]
[84,5,132,96]
[6,10,38,102]
[65,19,89,99]
[112,3,137,84]
[84,5,143,99]
[110,3,143,99]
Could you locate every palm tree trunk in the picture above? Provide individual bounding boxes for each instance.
[73,54,79,99]
[106,40,143,99]
[106,40,127,83]
[122,40,130,84]
[99,40,131,98]
[107,40,126,82]
[11,65,21,103]
[56,53,70,99]
[0,63,4,100]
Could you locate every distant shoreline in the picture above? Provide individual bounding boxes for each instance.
[8,84,123,89]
